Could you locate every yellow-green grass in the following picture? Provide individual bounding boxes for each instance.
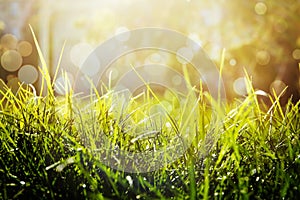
[0,28,299,199]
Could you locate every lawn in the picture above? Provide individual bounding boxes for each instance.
[1,35,300,199]
[1,1,300,199]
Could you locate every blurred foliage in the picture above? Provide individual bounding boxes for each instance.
[220,0,300,104]
[1,0,299,103]
[7,0,293,104]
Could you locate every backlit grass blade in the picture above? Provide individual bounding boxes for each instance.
[29,25,54,98]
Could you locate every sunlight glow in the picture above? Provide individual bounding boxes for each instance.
[115,26,130,42]
[0,0,299,101]
[70,42,94,68]
[187,33,203,51]
[200,7,223,26]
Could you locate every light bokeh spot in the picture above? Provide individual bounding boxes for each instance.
[18,65,38,84]
[229,58,237,66]
[256,50,270,65]
[149,53,162,63]
[292,49,300,60]
[70,42,94,67]
[0,33,18,49]
[233,77,247,96]
[255,2,267,15]
[1,50,22,72]
[17,41,33,57]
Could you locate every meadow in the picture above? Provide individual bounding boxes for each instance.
[1,30,300,199]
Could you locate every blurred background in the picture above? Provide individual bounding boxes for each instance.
[0,0,299,104]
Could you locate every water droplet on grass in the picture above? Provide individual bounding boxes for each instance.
[126,175,133,186]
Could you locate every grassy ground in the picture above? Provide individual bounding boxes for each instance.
[1,71,300,200]
[1,31,300,199]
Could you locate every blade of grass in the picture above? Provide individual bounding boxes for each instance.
[29,25,54,98]
[52,40,66,86]
[218,48,226,105]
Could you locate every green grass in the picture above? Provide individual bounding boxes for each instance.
[0,30,300,199]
